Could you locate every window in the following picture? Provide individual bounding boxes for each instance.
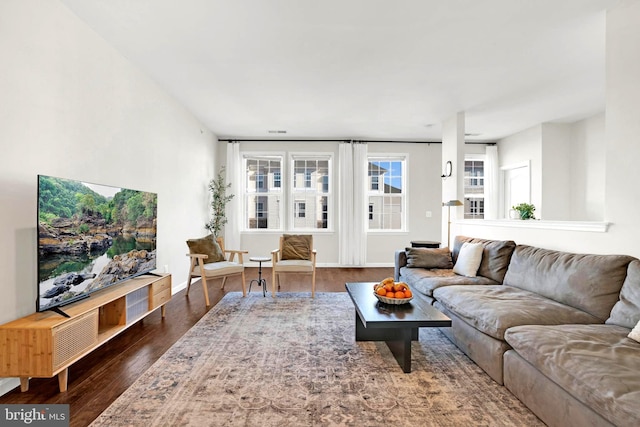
[243,154,332,231]
[244,156,282,229]
[371,176,379,191]
[465,198,485,219]
[295,201,306,218]
[464,157,485,219]
[256,174,265,190]
[367,157,406,230]
[291,156,331,230]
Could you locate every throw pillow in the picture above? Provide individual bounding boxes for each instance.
[453,242,483,277]
[405,247,453,269]
[186,235,225,263]
[281,234,312,260]
[629,320,640,343]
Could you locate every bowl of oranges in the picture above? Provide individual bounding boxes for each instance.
[373,278,413,305]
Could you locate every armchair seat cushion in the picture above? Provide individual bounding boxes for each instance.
[194,261,244,277]
[275,259,314,272]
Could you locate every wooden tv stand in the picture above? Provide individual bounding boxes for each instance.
[0,273,171,393]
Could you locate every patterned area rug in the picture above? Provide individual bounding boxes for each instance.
[91,293,543,426]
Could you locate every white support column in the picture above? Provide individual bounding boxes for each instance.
[441,112,465,247]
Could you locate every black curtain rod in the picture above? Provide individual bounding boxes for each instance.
[219,138,442,144]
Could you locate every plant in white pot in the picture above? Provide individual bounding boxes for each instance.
[205,166,234,237]
[512,203,536,220]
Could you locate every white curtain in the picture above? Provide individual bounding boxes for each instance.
[225,141,242,249]
[484,145,500,219]
[339,141,367,265]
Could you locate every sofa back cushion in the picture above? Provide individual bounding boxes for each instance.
[504,245,635,321]
[606,259,640,328]
[452,236,516,283]
[405,247,453,269]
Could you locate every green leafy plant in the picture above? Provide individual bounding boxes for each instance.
[512,203,536,220]
[205,166,234,237]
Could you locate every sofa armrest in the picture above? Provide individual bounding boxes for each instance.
[394,249,407,281]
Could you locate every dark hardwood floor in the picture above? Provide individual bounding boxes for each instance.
[0,267,394,427]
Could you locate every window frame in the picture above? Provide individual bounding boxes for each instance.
[289,153,333,232]
[464,154,486,220]
[242,153,285,231]
[366,154,407,232]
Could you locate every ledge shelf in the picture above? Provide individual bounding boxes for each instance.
[456,219,610,233]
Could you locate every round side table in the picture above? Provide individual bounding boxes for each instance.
[248,256,270,297]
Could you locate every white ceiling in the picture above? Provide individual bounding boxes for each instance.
[60,0,618,142]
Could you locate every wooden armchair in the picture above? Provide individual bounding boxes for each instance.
[186,236,247,306]
[271,234,316,298]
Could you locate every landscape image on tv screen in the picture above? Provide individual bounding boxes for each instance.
[37,175,157,312]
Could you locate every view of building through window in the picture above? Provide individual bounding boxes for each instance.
[245,157,282,229]
[464,158,485,219]
[292,158,330,229]
[244,155,330,230]
[244,154,407,231]
[367,158,405,230]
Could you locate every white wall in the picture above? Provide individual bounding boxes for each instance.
[602,0,640,256]
[570,113,606,220]
[497,116,606,221]
[457,0,640,258]
[223,140,442,266]
[497,124,542,215]
[0,0,216,331]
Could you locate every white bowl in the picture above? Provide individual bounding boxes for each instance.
[374,293,413,305]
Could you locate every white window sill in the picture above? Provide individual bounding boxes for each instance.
[455,219,610,233]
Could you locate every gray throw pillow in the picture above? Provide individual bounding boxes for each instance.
[186,235,225,263]
[405,247,453,269]
[606,259,640,329]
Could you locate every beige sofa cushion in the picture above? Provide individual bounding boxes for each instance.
[452,236,516,283]
[453,242,483,277]
[505,324,640,427]
[607,259,640,328]
[401,267,498,297]
[433,285,601,340]
[405,247,453,269]
[503,245,635,321]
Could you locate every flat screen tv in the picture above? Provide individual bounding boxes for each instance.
[37,175,158,314]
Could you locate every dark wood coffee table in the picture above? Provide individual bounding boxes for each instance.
[345,282,451,373]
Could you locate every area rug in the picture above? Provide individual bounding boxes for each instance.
[91,292,543,427]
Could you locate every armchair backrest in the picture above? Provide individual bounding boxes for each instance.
[216,236,227,260]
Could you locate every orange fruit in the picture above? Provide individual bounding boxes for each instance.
[381,277,394,285]
[393,283,404,292]
[403,289,412,298]
[385,292,395,298]
[384,283,394,292]
[394,291,405,299]
[376,287,387,296]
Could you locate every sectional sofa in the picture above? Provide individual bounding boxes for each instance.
[394,236,640,427]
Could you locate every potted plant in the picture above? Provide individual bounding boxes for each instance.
[512,203,536,220]
[205,166,234,237]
